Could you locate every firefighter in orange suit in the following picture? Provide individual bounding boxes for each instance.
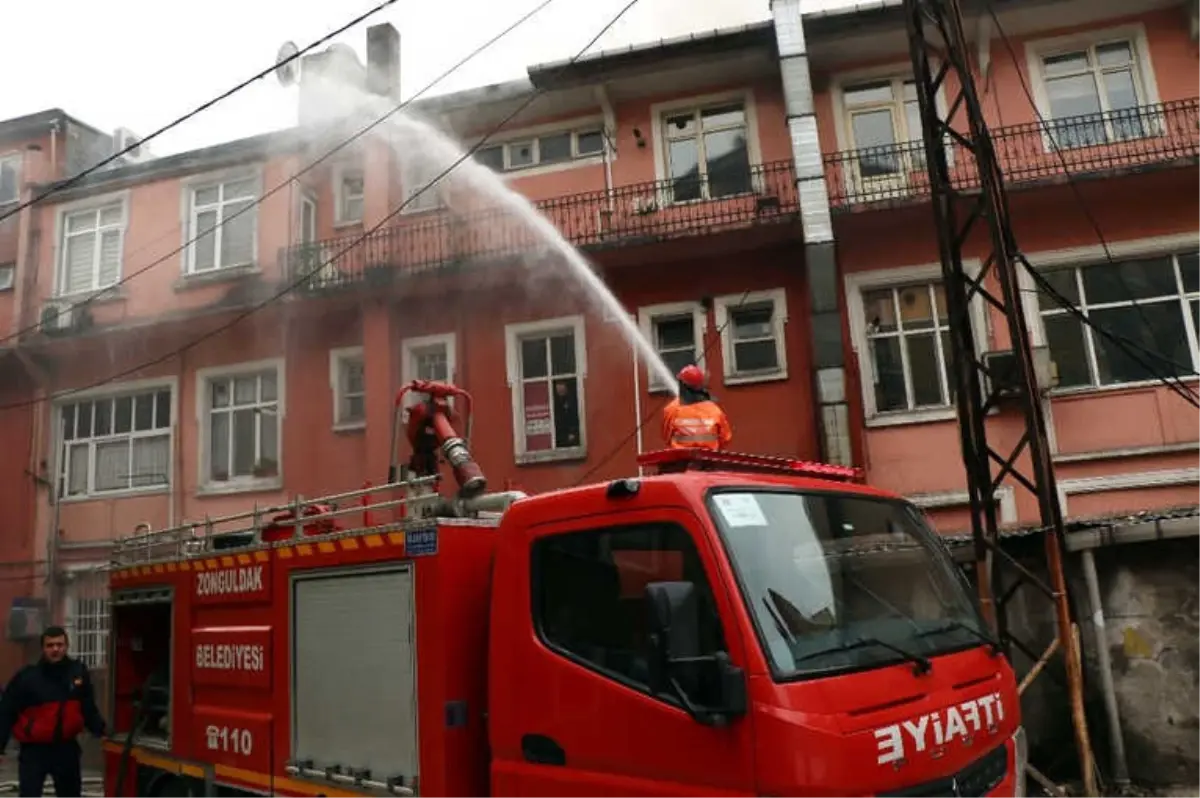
[662,365,733,451]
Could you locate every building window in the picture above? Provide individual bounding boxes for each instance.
[532,522,727,703]
[402,333,455,383]
[475,128,604,173]
[506,316,586,460]
[0,263,14,291]
[401,160,444,214]
[1037,251,1199,389]
[58,386,172,498]
[842,78,924,178]
[202,364,281,488]
[714,289,788,383]
[299,194,317,245]
[637,302,706,393]
[335,167,364,224]
[0,155,20,204]
[58,202,125,296]
[662,103,751,202]
[64,580,109,669]
[188,176,257,273]
[862,282,954,413]
[330,347,365,428]
[1037,39,1148,148]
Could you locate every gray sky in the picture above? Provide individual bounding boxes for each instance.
[2,0,855,156]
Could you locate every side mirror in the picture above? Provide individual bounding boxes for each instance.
[645,581,701,665]
[644,581,747,726]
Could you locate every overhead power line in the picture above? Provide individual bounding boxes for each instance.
[0,0,645,413]
[0,0,559,348]
[0,0,402,226]
[985,2,1199,407]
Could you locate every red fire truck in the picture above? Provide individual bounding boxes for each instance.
[102,381,1026,796]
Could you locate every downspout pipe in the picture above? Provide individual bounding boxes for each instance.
[1079,548,1131,787]
[770,0,853,466]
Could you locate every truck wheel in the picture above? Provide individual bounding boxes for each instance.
[145,773,198,797]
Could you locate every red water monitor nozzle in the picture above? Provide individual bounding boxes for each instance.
[392,380,487,499]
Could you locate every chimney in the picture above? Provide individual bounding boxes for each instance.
[366,23,401,99]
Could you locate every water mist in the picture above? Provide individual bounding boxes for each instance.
[302,75,681,396]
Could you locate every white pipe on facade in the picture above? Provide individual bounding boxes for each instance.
[632,333,645,477]
[770,0,853,466]
[596,84,617,215]
[1079,548,1131,786]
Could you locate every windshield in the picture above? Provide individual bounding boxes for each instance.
[708,489,987,680]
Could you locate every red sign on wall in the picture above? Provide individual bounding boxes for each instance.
[523,381,552,452]
[192,559,272,606]
[192,626,271,690]
[192,706,272,773]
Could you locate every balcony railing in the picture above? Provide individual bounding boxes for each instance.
[282,159,799,290]
[824,99,1199,209]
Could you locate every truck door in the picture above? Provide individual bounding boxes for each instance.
[492,508,755,796]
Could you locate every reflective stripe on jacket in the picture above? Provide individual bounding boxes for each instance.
[662,399,733,451]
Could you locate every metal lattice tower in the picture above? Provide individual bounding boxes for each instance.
[901,0,1097,791]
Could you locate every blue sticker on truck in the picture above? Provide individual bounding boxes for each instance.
[405,527,438,557]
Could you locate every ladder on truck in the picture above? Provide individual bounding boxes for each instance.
[109,477,445,567]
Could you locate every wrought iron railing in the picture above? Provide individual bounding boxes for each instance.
[824,98,1199,209]
[281,159,799,290]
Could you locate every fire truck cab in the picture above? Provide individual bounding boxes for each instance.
[102,447,1025,797]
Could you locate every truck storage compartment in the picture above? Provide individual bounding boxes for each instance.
[290,565,418,788]
[111,588,173,747]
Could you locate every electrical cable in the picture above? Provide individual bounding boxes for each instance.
[0,0,403,225]
[984,3,1199,406]
[0,0,559,349]
[0,0,645,413]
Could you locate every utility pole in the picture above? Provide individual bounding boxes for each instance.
[901,0,1097,793]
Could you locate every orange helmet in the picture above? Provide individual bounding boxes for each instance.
[677,364,705,391]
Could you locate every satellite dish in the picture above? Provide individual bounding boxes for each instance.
[275,41,301,87]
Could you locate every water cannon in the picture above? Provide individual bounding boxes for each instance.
[391,380,487,500]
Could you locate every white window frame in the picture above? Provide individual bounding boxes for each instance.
[181,168,262,275]
[713,288,789,386]
[830,62,953,202]
[636,301,708,394]
[329,346,366,431]
[651,89,763,206]
[401,333,458,396]
[0,263,13,291]
[52,376,178,501]
[61,566,110,670]
[298,191,318,245]
[1024,23,1161,153]
[1018,232,1200,396]
[472,115,609,178]
[53,193,129,298]
[845,260,989,427]
[195,358,285,495]
[333,164,364,226]
[0,152,21,205]
[504,315,588,464]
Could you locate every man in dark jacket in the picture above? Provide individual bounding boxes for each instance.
[0,626,106,797]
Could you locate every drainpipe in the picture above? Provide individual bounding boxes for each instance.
[596,84,617,215]
[770,0,852,465]
[1080,548,1131,787]
[632,329,645,477]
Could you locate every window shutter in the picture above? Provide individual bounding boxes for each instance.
[65,233,95,294]
[99,229,122,287]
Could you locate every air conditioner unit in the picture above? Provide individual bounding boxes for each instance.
[40,301,74,334]
[7,597,48,642]
[981,346,1059,399]
[112,127,153,164]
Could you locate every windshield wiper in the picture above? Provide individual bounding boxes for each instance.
[917,619,1002,656]
[794,635,932,676]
